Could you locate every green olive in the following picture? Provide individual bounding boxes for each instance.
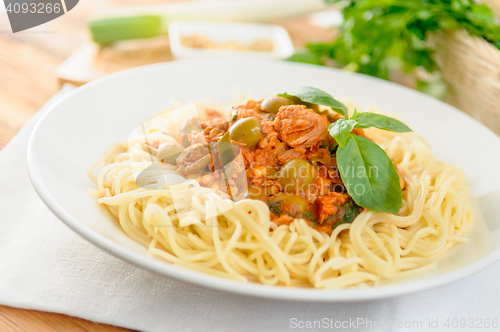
[309,149,331,167]
[157,143,184,164]
[270,193,308,215]
[265,166,279,179]
[176,143,211,174]
[260,97,293,114]
[229,117,262,149]
[278,159,316,194]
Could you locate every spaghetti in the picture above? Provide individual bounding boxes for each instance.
[88,101,473,289]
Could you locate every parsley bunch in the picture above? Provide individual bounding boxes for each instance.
[297,0,500,92]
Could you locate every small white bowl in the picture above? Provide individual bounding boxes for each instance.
[168,20,294,60]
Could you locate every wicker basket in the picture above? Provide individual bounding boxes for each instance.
[430,29,500,134]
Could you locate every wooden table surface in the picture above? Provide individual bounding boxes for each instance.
[0,1,335,330]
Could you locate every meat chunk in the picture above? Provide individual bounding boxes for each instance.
[277,147,307,165]
[202,117,230,142]
[235,100,262,121]
[316,193,349,224]
[237,108,262,121]
[270,213,294,225]
[252,119,287,167]
[274,105,329,148]
[311,176,332,198]
[241,147,255,167]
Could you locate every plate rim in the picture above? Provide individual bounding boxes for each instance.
[27,58,500,301]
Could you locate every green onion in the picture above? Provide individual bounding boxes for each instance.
[88,14,162,45]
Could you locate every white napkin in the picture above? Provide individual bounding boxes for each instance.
[0,88,499,332]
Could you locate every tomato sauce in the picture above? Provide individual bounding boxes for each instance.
[197,100,366,235]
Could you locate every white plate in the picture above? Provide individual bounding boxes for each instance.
[27,59,500,301]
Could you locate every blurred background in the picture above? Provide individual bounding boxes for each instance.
[0,0,338,151]
[2,0,500,152]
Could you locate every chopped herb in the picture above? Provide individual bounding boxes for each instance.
[329,141,339,154]
[342,200,363,224]
[269,200,282,215]
[331,220,348,230]
[230,108,238,122]
[319,144,328,148]
[328,200,363,229]
[305,211,317,222]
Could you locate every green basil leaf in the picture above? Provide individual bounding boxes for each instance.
[355,113,412,133]
[278,86,348,118]
[352,108,359,120]
[328,119,357,148]
[287,51,323,65]
[337,134,402,214]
